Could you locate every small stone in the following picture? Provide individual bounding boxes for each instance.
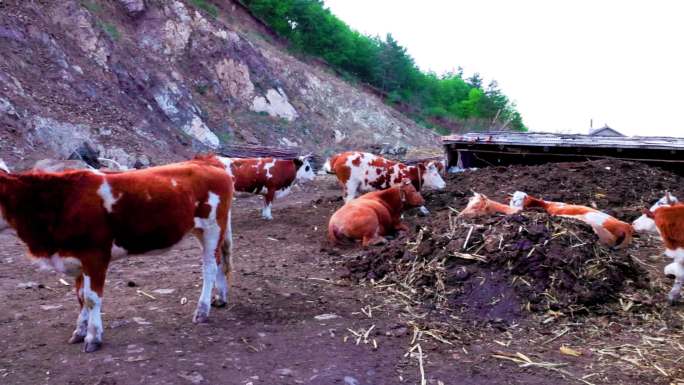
[314,313,339,321]
[178,371,204,384]
[344,376,360,385]
[275,368,294,376]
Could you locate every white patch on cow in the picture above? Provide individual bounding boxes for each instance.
[193,192,222,322]
[421,162,446,190]
[71,304,89,342]
[343,152,380,201]
[633,194,679,234]
[510,191,528,209]
[295,157,315,182]
[664,247,684,262]
[664,248,684,303]
[275,186,291,199]
[90,170,105,176]
[582,211,610,227]
[263,159,277,179]
[82,274,103,346]
[0,159,9,173]
[97,180,120,213]
[171,179,178,187]
[262,203,273,220]
[216,156,234,178]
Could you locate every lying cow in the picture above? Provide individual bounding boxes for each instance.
[510,191,633,249]
[459,192,521,218]
[323,151,445,214]
[218,156,315,220]
[0,155,234,352]
[643,202,684,304]
[633,192,679,234]
[328,180,424,246]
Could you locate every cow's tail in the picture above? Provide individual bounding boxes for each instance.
[322,155,336,174]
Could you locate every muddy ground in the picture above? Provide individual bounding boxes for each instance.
[1,160,683,385]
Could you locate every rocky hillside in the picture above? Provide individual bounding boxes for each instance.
[0,0,437,169]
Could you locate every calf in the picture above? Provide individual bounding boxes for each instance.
[323,152,445,215]
[644,203,684,304]
[219,156,315,220]
[328,180,424,246]
[0,155,234,352]
[632,192,678,234]
[510,191,633,249]
[459,192,521,218]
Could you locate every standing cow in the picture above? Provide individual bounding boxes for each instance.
[0,155,234,352]
[219,156,315,220]
[323,152,445,213]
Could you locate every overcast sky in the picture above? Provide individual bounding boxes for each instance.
[325,0,684,137]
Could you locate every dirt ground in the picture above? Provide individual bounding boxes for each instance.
[0,162,683,385]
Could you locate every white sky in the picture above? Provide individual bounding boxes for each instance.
[325,0,684,137]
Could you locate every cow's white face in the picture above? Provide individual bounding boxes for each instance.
[509,191,528,209]
[295,157,315,182]
[632,193,679,234]
[422,162,446,189]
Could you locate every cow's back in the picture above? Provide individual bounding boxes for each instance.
[105,162,232,254]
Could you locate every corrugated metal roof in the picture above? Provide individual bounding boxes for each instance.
[442,131,684,150]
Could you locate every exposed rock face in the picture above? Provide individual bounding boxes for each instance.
[118,0,146,17]
[0,0,437,169]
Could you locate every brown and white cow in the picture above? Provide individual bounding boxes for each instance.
[328,180,425,246]
[0,155,234,352]
[644,202,684,304]
[323,151,445,213]
[218,156,315,220]
[459,192,521,218]
[632,192,679,234]
[510,191,633,249]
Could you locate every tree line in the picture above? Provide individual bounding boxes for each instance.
[241,0,527,133]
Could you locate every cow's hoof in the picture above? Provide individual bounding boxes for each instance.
[83,341,102,353]
[211,298,227,308]
[193,313,209,323]
[68,334,85,344]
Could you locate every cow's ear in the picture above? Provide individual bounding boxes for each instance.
[293,157,303,169]
[666,191,675,205]
[643,208,655,218]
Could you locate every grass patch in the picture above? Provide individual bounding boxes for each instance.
[81,0,103,13]
[190,0,219,18]
[98,21,120,41]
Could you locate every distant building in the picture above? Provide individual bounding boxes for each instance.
[589,125,624,137]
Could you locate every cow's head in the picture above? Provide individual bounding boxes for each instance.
[420,162,446,190]
[293,155,315,182]
[509,191,528,209]
[399,179,425,207]
[459,192,488,217]
[633,192,678,233]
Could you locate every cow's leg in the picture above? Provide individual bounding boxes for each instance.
[213,214,233,308]
[261,189,275,220]
[665,260,684,305]
[194,225,221,323]
[68,274,89,344]
[82,266,108,353]
[362,234,387,247]
[344,180,359,203]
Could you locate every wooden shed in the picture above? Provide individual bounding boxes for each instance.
[442,131,684,172]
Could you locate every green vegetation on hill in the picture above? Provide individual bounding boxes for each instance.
[241,0,526,133]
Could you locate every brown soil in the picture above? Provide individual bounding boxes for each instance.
[1,161,683,385]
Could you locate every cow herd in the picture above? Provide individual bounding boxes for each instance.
[0,151,682,353]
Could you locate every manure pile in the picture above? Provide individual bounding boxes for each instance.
[343,160,683,323]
